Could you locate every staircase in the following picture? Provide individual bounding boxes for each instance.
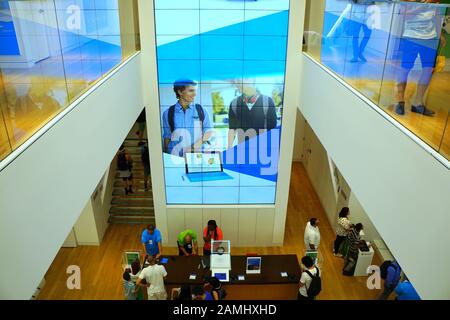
[109,138,155,224]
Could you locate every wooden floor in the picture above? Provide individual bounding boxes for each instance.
[304,49,450,159]
[38,162,381,300]
[0,74,89,161]
[347,72,450,158]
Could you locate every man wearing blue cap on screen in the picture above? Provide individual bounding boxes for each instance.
[162,79,212,157]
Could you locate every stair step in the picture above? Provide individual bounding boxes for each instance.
[112,185,151,190]
[110,216,154,220]
[126,147,145,153]
[114,170,146,175]
[115,173,147,178]
[112,193,152,199]
[114,181,148,187]
[108,216,156,224]
[130,155,147,160]
[112,189,152,196]
[109,213,154,219]
[115,163,146,168]
[111,199,153,206]
[110,207,154,214]
[123,139,147,146]
[110,212,154,218]
[109,218,155,224]
[111,136,153,225]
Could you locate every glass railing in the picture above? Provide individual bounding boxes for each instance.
[304,0,450,161]
[0,0,140,161]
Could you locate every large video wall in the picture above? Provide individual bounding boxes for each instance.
[155,0,290,204]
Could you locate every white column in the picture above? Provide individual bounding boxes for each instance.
[272,0,306,245]
[137,0,169,243]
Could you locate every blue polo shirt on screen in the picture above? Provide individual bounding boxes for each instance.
[141,229,162,256]
[162,102,212,156]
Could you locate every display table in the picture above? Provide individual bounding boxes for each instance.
[354,242,375,277]
[161,255,301,300]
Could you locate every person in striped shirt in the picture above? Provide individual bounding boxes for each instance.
[343,223,364,276]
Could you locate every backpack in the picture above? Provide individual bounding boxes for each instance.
[117,153,129,171]
[305,267,322,298]
[168,104,205,133]
[230,95,271,129]
[380,260,392,280]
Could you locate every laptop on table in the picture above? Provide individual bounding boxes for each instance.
[184,152,232,183]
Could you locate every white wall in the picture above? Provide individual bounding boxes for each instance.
[138,0,305,247]
[73,200,99,245]
[294,110,388,254]
[295,112,382,239]
[292,110,305,162]
[62,228,77,248]
[91,164,116,243]
[72,164,115,246]
[298,53,450,299]
[165,207,276,248]
[0,54,143,299]
[348,192,382,242]
[302,121,338,226]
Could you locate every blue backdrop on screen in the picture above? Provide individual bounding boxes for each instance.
[155,0,290,204]
[0,0,20,56]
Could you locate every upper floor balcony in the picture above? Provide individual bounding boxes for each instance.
[303,0,450,163]
[0,0,140,162]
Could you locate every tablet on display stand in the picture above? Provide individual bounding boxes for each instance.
[210,240,231,282]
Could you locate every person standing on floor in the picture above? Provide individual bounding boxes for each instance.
[298,256,321,300]
[136,255,168,300]
[304,218,321,250]
[394,0,446,117]
[141,224,163,260]
[343,223,364,276]
[129,260,144,300]
[379,261,402,300]
[177,229,198,256]
[141,141,151,192]
[334,207,352,257]
[123,270,138,300]
[136,109,147,146]
[203,220,223,256]
[117,145,134,195]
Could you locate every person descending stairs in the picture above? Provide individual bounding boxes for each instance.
[109,138,155,224]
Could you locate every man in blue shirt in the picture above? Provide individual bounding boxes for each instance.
[379,261,401,300]
[162,79,212,157]
[141,224,162,259]
[395,279,421,300]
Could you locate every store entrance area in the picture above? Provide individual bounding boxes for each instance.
[36,162,382,300]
